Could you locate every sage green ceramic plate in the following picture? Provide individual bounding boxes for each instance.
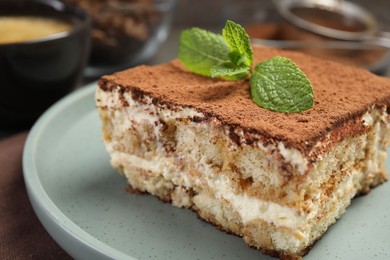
[23,83,390,260]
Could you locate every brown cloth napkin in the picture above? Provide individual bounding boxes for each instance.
[0,132,72,259]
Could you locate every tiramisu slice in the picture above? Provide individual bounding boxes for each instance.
[96,46,390,259]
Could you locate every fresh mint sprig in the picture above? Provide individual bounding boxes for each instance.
[178,28,229,77]
[179,20,252,80]
[222,20,253,68]
[210,20,254,80]
[250,57,314,113]
[178,20,314,113]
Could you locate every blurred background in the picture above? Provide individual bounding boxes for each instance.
[57,0,390,78]
[152,0,390,74]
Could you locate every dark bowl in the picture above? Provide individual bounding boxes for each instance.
[0,0,90,129]
[63,0,177,78]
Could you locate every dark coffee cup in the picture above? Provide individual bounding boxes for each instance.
[0,0,90,129]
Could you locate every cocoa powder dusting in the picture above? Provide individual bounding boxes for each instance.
[99,47,390,155]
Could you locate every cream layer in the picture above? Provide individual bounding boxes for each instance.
[97,86,389,251]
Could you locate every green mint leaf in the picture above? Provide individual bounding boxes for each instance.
[250,56,314,113]
[222,20,253,67]
[228,51,247,67]
[178,22,315,114]
[178,28,229,77]
[211,63,249,80]
[178,21,253,80]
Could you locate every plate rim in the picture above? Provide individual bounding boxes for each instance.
[22,83,134,260]
[21,82,390,259]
